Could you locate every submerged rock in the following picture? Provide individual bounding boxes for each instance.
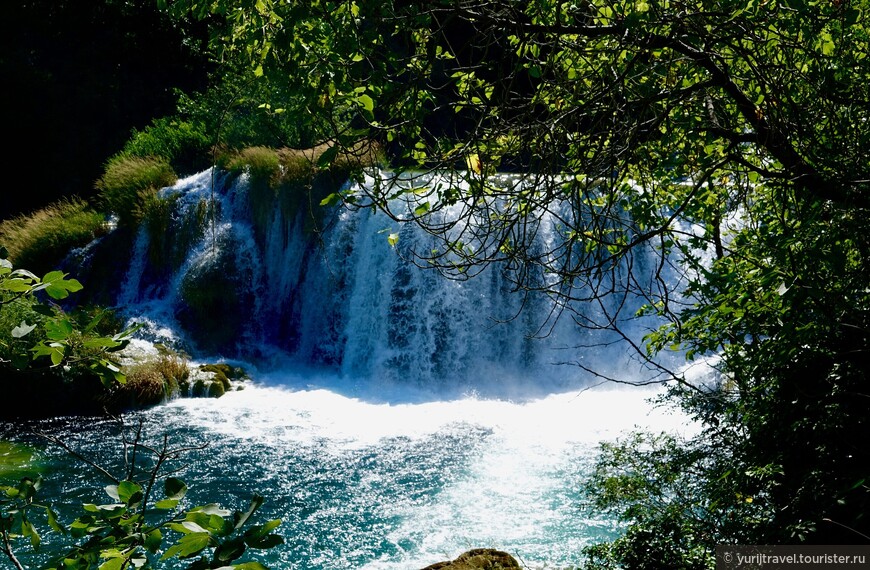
[421,549,521,570]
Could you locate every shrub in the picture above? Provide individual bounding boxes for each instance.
[0,288,49,369]
[122,117,213,175]
[0,198,106,274]
[0,260,138,418]
[119,364,168,406]
[96,156,177,226]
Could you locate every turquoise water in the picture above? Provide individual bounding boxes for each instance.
[2,168,700,568]
[4,372,689,569]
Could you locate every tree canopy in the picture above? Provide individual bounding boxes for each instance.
[163,0,870,564]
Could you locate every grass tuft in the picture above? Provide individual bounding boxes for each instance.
[96,155,177,226]
[225,146,281,183]
[103,347,190,410]
[0,198,106,274]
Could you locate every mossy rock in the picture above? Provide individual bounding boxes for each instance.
[187,362,244,398]
[421,550,521,570]
[207,381,226,398]
[199,364,230,389]
[176,250,251,354]
[191,379,208,398]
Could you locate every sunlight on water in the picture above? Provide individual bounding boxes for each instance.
[11,375,697,570]
[20,168,704,569]
[91,375,692,569]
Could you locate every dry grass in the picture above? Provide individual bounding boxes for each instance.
[280,139,383,173]
[103,348,190,410]
[225,146,282,182]
[123,365,168,405]
[0,198,106,273]
[96,155,177,225]
[223,140,382,186]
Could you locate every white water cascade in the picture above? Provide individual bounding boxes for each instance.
[109,168,670,392]
[45,167,697,569]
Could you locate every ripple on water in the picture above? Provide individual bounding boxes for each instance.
[4,381,691,569]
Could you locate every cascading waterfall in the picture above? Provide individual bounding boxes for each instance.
[107,167,664,391]
[17,166,697,569]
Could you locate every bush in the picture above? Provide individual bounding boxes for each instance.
[1,428,284,570]
[0,259,138,418]
[96,156,177,226]
[175,77,316,149]
[122,116,213,175]
[0,285,50,369]
[0,199,106,275]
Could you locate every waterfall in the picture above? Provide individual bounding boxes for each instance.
[30,167,700,570]
[95,167,667,392]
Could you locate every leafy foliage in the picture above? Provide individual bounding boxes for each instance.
[163,0,870,562]
[121,117,214,176]
[1,427,282,570]
[0,254,135,389]
[225,147,281,183]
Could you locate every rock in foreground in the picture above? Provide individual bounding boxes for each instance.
[421,549,521,570]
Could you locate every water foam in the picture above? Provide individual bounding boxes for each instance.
[139,376,694,569]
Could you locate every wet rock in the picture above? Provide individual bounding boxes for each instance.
[421,549,521,570]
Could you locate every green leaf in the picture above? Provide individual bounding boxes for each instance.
[170,521,209,534]
[46,507,65,533]
[232,563,269,570]
[208,514,233,535]
[357,93,374,118]
[316,145,340,168]
[117,480,143,506]
[233,495,264,531]
[245,534,283,549]
[191,503,231,517]
[92,361,126,387]
[214,538,246,562]
[387,233,399,247]
[49,346,65,366]
[22,519,40,550]
[155,499,179,510]
[1,279,34,293]
[105,484,120,501]
[165,477,188,500]
[413,202,431,216]
[319,193,342,207]
[44,318,74,341]
[162,532,211,559]
[245,519,281,539]
[145,529,163,553]
[98,558,125,570]
[11,269,38,281]
[40,271,83,300]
